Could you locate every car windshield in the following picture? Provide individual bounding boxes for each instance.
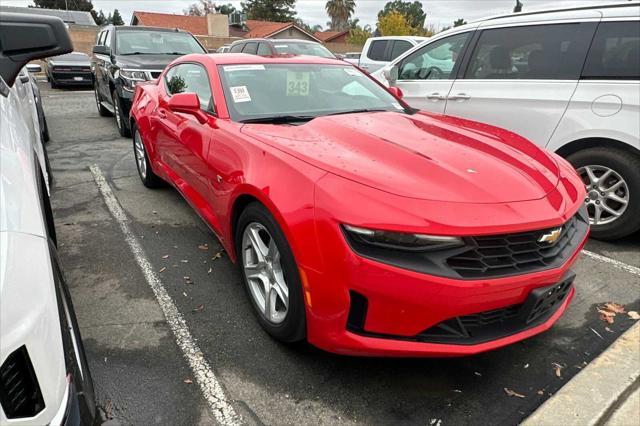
[218,63,409,123]
[116,31,206,55]
[273,42,335,58]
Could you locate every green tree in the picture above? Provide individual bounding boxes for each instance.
[325,0,355,31]
[514,0,523,13]
[91,9,107,25]
[348,24,371,45]
[378,1,426,30]
[32,0,94,11]
[241,0,296,22]
[111,9,124,25]
[377,10,414,36]
[453,18,467,27]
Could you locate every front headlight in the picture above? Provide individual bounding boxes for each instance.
[119,69,147,89]
[343,224,463,252]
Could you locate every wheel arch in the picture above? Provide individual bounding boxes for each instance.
[555,137,640,160]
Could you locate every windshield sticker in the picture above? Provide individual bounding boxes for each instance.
[230,86,252,103]
[344,68,360,76]
[223,65,265,72]
[286,71,310,97]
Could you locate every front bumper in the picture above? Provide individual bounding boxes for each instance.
[50,71,92,86]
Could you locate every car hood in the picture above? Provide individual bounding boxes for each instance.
[115,54,182,70]
[240,112,560,203]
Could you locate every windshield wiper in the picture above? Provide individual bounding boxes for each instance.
[324,108,391,117]
[239,115,316,124]
[119,52,158,56]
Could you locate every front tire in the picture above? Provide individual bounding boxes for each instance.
[112,89,131,137]
[567,147,640,240]
[133,126,163,189]
[94,84,111,117]
[236,203,306,343]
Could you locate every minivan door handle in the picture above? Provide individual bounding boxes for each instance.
[427,93,447,101]
[449,93,471,101]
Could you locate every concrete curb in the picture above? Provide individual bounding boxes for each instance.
[522,321,640,426]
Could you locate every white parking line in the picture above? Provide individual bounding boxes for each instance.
[90,165,241,426]
[582,249,640,277]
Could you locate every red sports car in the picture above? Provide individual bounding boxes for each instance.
[130,54,589,357]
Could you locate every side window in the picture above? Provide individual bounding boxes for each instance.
[257,43,271,56]
[399,32,470,80]
[104,30,111,49]
[583,21,640,80]
[242,42,258,55]
[465,23,595,80]
[230,43,244,53]
[390,40,412,61]
[97,31,105,45]
[165,63,215,113]
[368,40,390,61]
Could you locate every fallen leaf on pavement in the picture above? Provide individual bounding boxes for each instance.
[193,304,204,312]
[628,311,640,320]
[524,363,530,369]
[504,388,525,398]
[198,244,209,250]
[159,267,166,273]
[162,254,170,259]
[552,363,563,378]
[181,259,189,263]
[604,302,625,314]
[208,267,212,274]
[212,250,224,260]
[183,378,193,384]
[537,390,544,395]
[474,372,482,377]
[598,308,615,324]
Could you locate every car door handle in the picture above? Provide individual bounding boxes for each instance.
[427,93,447,101]
[449,93,471,101]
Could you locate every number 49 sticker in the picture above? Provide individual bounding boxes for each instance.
[286,71,310,96]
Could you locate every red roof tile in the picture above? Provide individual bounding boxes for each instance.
[314,30,348,42]
[132,11,208,35]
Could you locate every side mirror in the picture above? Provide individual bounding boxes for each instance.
[168,92,208,124]
[92,44,109,55]
[387,86,404,99]
[383,65,399,85]
[0,12,73,87]
[26,63,42,73]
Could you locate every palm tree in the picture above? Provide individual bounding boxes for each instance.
[326,0,356,31]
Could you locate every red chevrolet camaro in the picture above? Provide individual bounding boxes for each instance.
[130,53,589,357]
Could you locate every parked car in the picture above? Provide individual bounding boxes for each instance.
[343,51,361,65]
[130,53,588,357]
[0,12,96,425]
[357,36,429,73]
[45,51,92,88]
[229,38,336,58]
[26,64,51,144]
[373,2,640,240]
[217,45,231,53]
[91,25,207,137]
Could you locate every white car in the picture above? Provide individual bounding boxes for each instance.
[357,36,429,73]
[0,12,96,425]
[374,2,640,240]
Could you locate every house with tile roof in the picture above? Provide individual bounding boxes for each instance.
[314,30,349,43]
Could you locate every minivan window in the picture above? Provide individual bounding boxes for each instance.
[104,30,111,48]
[230,43,244,53]
[583,21,640,80]
[368,40,390,61]
[242,42,258,55]
[399,33,470,80]
[97,31,105,46]
[465,23,595,80]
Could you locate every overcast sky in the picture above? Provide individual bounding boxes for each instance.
[2,0,628,29]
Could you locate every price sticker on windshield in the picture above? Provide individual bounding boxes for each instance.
[286,71,310,97]
[230,86,252,103]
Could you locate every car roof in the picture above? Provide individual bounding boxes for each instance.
[185,53,347,66]
[111,25,191,34]
[232,38,321,44]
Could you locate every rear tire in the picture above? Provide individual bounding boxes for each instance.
[112,89,130,137]
[236,202,306,343]
[567,147,640,240]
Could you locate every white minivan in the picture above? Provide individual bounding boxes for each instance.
[358,36,429,73]
[373,2,640,240]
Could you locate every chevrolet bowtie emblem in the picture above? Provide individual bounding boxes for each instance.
[538,227,563,244]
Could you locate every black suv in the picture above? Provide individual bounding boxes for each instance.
[91,25,206,136]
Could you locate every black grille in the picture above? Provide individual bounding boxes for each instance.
[447,213,586,279]
[0,346,45,419]
[417,274,574,344]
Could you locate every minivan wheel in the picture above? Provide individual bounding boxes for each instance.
[236,202,306,343]
[567,147,640,240]
[112,89,131,137]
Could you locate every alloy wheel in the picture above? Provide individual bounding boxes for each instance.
[578,165,629,226]
[134,130,147,179]
[114,97,122,130]
[94,86,101,111]
[242,222,289,324]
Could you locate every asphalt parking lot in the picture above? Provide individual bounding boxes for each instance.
[41,82,640,426]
